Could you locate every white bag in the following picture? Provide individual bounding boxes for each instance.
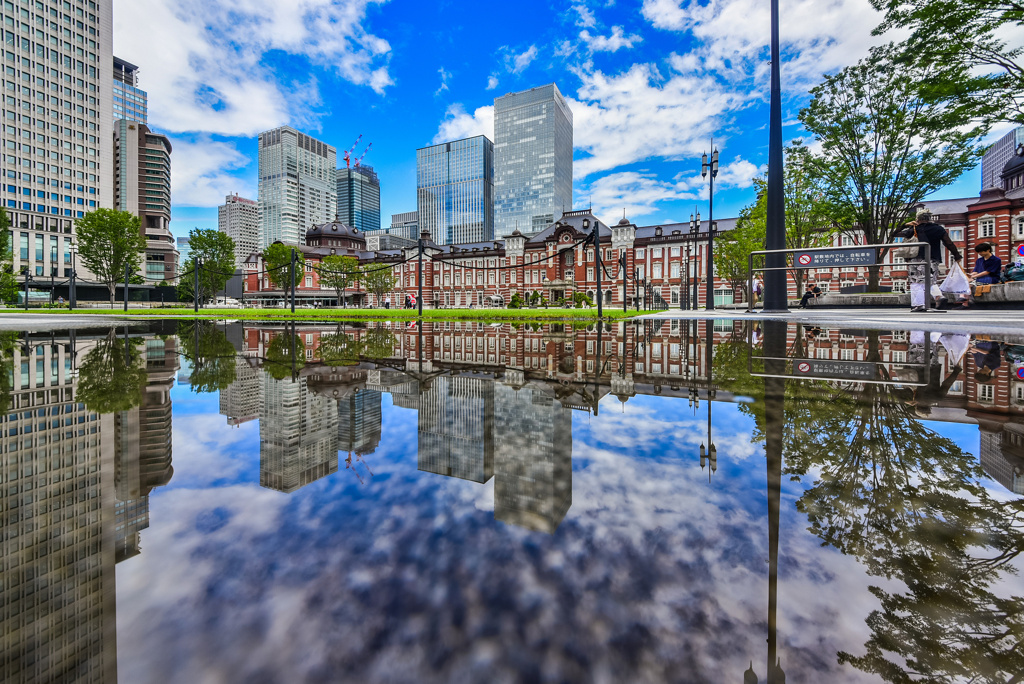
[939,334,970,366]
[940,262,970,297]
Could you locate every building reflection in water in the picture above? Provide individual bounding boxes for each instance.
[0,326,177,683]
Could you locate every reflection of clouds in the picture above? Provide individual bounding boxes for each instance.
[169,411,260,487]
[119,394,892,683]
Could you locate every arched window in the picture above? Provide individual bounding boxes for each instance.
[605,290,613,305]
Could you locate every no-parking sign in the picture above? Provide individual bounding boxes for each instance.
[1018,244,1024,257]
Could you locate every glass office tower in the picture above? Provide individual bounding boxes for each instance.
[258,126,337,247]
[417,136,494,245]
[493,84,573,238]
[336,165,381,233]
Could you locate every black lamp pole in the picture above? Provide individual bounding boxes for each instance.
[688,211,700,309]
[763,0,788,312]
[701,147,719,310]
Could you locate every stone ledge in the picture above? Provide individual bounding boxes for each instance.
[974,281,1024,304]
[811,293,909,307]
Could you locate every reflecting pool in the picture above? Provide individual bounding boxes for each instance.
[1,319,1022,683]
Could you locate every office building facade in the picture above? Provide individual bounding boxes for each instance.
[218,193,259,268]
[0,0,114,281]
[257,126,337,248]
[336,165,380,232]
[493,84,573,237]
[982,127,1024,190]
[114,120,176,283]
[417,136,494,245]
[113,56,147,124]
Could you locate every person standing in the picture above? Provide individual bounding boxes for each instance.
[894,209,962,312]
[959,242,1002,309]
[385,295,391,310]
[751,275,763,307]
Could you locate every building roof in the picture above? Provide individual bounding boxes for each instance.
[306,218,366,242]
[527,210,610,245]
[635,218,736,240]
[1003,145,1024,176]
[921,197,977,215]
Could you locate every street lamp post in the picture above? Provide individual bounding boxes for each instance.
[688,211,701,309]
[68,241,76,310]
[49,247,56,307]
[763,0,789,312]
[701,147,720,310]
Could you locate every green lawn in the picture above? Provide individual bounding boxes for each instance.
[6,306,652,322]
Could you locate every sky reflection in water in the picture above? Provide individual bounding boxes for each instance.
[1,319,1021,684]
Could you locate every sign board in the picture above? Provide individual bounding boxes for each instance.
[793,359,878,381]
[1018,244,1024,257]
[793,249,876,268]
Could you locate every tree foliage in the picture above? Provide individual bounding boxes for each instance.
[361,263,398,306]
[263,243,296,294]
[800,45,982,289]
[178,320,238,393]
[178,229,236,304]
[871,0,1024,126]
[76,330,147,413]
[0,209,19,303]
[75,209,146,304]
[264,332,304,380]
[316,255,361,307]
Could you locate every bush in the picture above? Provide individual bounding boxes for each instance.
[573,292,593,309]
[508,292,523,309]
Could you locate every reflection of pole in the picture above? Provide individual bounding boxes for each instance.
[290,320,296,381]
[123,326,130,366]
[594,323,602,416]
[762,320,786,683]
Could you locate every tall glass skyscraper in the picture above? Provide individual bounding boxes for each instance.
[493,84,573,238]
[113,57,148,124]
[336,165,381,232]
[417,135,494,245]
[258,126,337,247]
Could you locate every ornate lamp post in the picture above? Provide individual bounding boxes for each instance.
[68,241,77,310]
[701,146,720,310]
[688,211,701,309]
[49,245,56,307]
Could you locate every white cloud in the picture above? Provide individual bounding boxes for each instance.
[169,136,252,207]
[435,67,451,97]
[486,74,500,91]
[432,104,494,144]
[573,3,597,27]
[511,45,539,74]
[580,26,642,52]
[113,0,393,137]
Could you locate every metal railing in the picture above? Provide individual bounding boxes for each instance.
[746,241,931,312]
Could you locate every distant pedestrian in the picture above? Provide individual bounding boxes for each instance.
[385,295,391,310]
[800,282,821,308]
[404,295,411,309]
[751,276,762,306]
[959,242,1002,309]
[57,296,64,307]
[894,209,962,312]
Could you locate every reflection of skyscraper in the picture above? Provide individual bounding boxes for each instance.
[0,340,119,683]
[493,383,572,532]
[220,357,261,426]
[260,375,340,492]
[338,389,382,456]
[418,375,494,483]
[980,423,1024,495]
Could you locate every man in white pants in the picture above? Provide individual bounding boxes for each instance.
[894,210,963,312]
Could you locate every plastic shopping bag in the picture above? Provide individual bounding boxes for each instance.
[939,334,970,366]
[940,262,970,297]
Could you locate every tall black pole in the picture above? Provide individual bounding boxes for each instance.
[23,271,28,311]
[193,256,199,313]
[290,249,296,314]
[706,172,715,311]
[417,238,424,317]
[763,0,789,312]
[594,228,602,319]
[621,254,627,314]
[69,266,75,311]
[123,262,129,312]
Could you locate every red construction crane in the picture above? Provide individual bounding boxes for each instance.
[342,134,362,168]
[354,142,373,168]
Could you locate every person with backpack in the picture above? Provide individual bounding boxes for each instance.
[894,209,963,312]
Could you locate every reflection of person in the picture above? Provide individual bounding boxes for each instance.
[800,282,822,308]
[894,210,963,312]
[973,340,1002,383]
[907,363,962,416]
[959,242,1002,309]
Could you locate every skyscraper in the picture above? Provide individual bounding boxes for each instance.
[114,120,176,283]
[336,165,381,232]
[113,57,148,124]
[0,0,114,280]
[257,126,337,248]
[218,193,260,268]
[981,127,1024,190]
[417,136,494,245]
[493,84,573,237]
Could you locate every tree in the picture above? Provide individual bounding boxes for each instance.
[177,229,236,304]
[178,320,237,393]
[361,263,398,307]
[75,209,146,305]
[316,255,361,307]
[871,0,1024,127]
[0,209,20,303]
[76,330,147,413]
[800,44,982,290]
[263,243,297,296]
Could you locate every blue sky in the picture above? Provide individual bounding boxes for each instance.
[112,0,1003,241]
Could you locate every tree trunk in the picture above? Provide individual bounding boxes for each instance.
[867,265,880,293]
[108,283,115,307]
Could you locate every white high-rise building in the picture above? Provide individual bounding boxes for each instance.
[493,84,573,238]
[218,193,259,268]
[257,126,337,248]
[0,1,114,280]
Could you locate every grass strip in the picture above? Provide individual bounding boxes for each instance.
[4,307,652,321]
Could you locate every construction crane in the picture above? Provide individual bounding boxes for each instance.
[354,142,373,168]
[342,134,362,168]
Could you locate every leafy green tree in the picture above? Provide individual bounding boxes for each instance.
[263,243,297,296]
[800,44,982,290]
[177,229,236,304]
[76,330,147,413]
[871,0,1024,127]
[75,209,146,305]
[0,209,20,303]
[573,292,593,308]
[508,292,523,309]
[178,320,237,393]
[316,255,361,307]
[361,263,398,307]
[0,331,18,413]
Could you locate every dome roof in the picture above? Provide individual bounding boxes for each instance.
[1002,143,1024,177]
[618,217,631,226]
[306,218,365,241]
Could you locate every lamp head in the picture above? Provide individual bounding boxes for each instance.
[701,151,708,177]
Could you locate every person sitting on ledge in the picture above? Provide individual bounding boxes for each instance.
[959,242,1002,309]
[800,282,822,308]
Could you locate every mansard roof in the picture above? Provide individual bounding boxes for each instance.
[306,217,366,242]
[527,210,611,245]
[634,217,737,241]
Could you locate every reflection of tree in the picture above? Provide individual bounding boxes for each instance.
[360,327,396,360]
[76,331,147,413]
[0,331,19,414]
[318,330,363,367]
[178,321,237,393]
[264,332,303,381]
